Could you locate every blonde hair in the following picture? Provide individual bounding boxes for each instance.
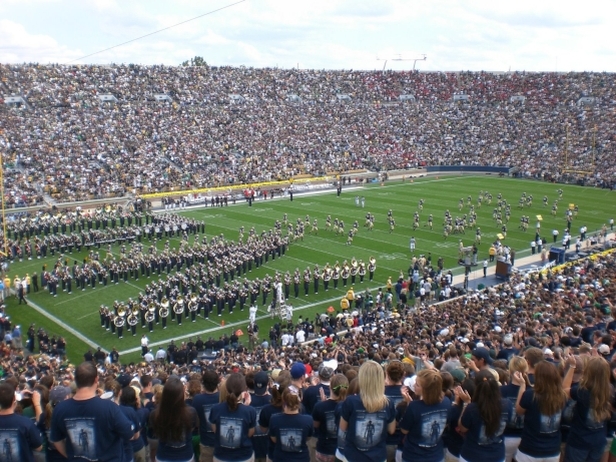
[358,360,388,413]
[509,356,528,375]
[152,384,164,404]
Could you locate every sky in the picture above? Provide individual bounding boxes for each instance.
[1,0,616,72]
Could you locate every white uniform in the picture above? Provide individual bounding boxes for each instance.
[249,304,258,324]
[409,237,416,251]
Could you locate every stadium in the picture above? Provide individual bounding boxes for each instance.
[1,2,616,462]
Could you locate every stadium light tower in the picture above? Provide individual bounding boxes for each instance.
[377,53,427,73]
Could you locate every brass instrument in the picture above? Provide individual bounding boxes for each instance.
[369,256,376,266]
[117,305,127,317]
[188,295,199,312]
[114,315,125,328]
[173,296,185,315]
[148,302,156,313]
[131,306,140,316]
[127,314,138,326]
[160,297,169,309]
[145,311,156,323]
[159,306,170,318]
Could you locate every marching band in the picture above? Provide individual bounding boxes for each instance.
[5,204,379,340]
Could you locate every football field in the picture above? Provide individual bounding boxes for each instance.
[6,175,615,363]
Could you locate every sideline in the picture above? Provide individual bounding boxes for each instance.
[23,296,103,351]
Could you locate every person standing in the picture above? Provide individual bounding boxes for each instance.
[457,370,512,462]
[249,371,272,462]
[50,361,137,461]
[32,272,39,292]
[339,361,396,462]
[0,382,43,462]
[513,358,575,462]
[193,370,221,462]
[140,335,149,357]
[399,370,451,462]
[150,377,197,462]
[483,259,488,278]
[564,357,612,462]
[269,388,314,462]
[209,373,257,462]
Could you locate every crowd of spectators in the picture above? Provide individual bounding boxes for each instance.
[1,65,615,205]
[1,241,616,460]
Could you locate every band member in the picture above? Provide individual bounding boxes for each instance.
[99,305,107,328]
[323,265,331,291]
[303,267,311,296]
[293,269,301,298]
[358,260,366,283]
[333,262,340,289]
[341,262,350,287]
[313,265,320,294]
[350,258,358,284]
[368,257,376,282]
[283,271,291,299]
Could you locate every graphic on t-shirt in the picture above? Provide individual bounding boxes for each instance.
[354,411,385,450]
[254,408,266,436]
[202,404,214,432]
[419,409,448,448]
[539,412,561,433]
[478,413,508,445]
[585,409,605,430]
[0,431,20,462]
[325,411,337,438]
[219,417,242,448]
[506,397,524,429]
[561,400,576,425]
[280,428,303,452]
[337,428,347,451]
[66,418,96,459]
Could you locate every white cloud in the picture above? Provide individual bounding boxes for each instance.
[0,19,82,63]
[0,0,615,71]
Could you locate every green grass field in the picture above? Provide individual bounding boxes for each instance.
[5,175,615,364]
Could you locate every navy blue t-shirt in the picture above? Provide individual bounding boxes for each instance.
[399,397,451,462]
[50,396,135,462]
[119,404,141,462]
[192,391,220,447]
[0,412,43,462]
[259,403,283,461]
[312,399,339,455]
[384,384,405,447]
[269,413,314,462]
[151,406,198,461]
[37,412,65,462]
[518,389,563,458]
[443,403,464,457]
[460,399,512,462]
[560,383,579,442]
[134,407,149,452]
[302,384,330,416]
[567,387,609,450]
[249,393,272,459]
[500,383,525,437]
[209,402,256,461]
[340,394,396,462]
